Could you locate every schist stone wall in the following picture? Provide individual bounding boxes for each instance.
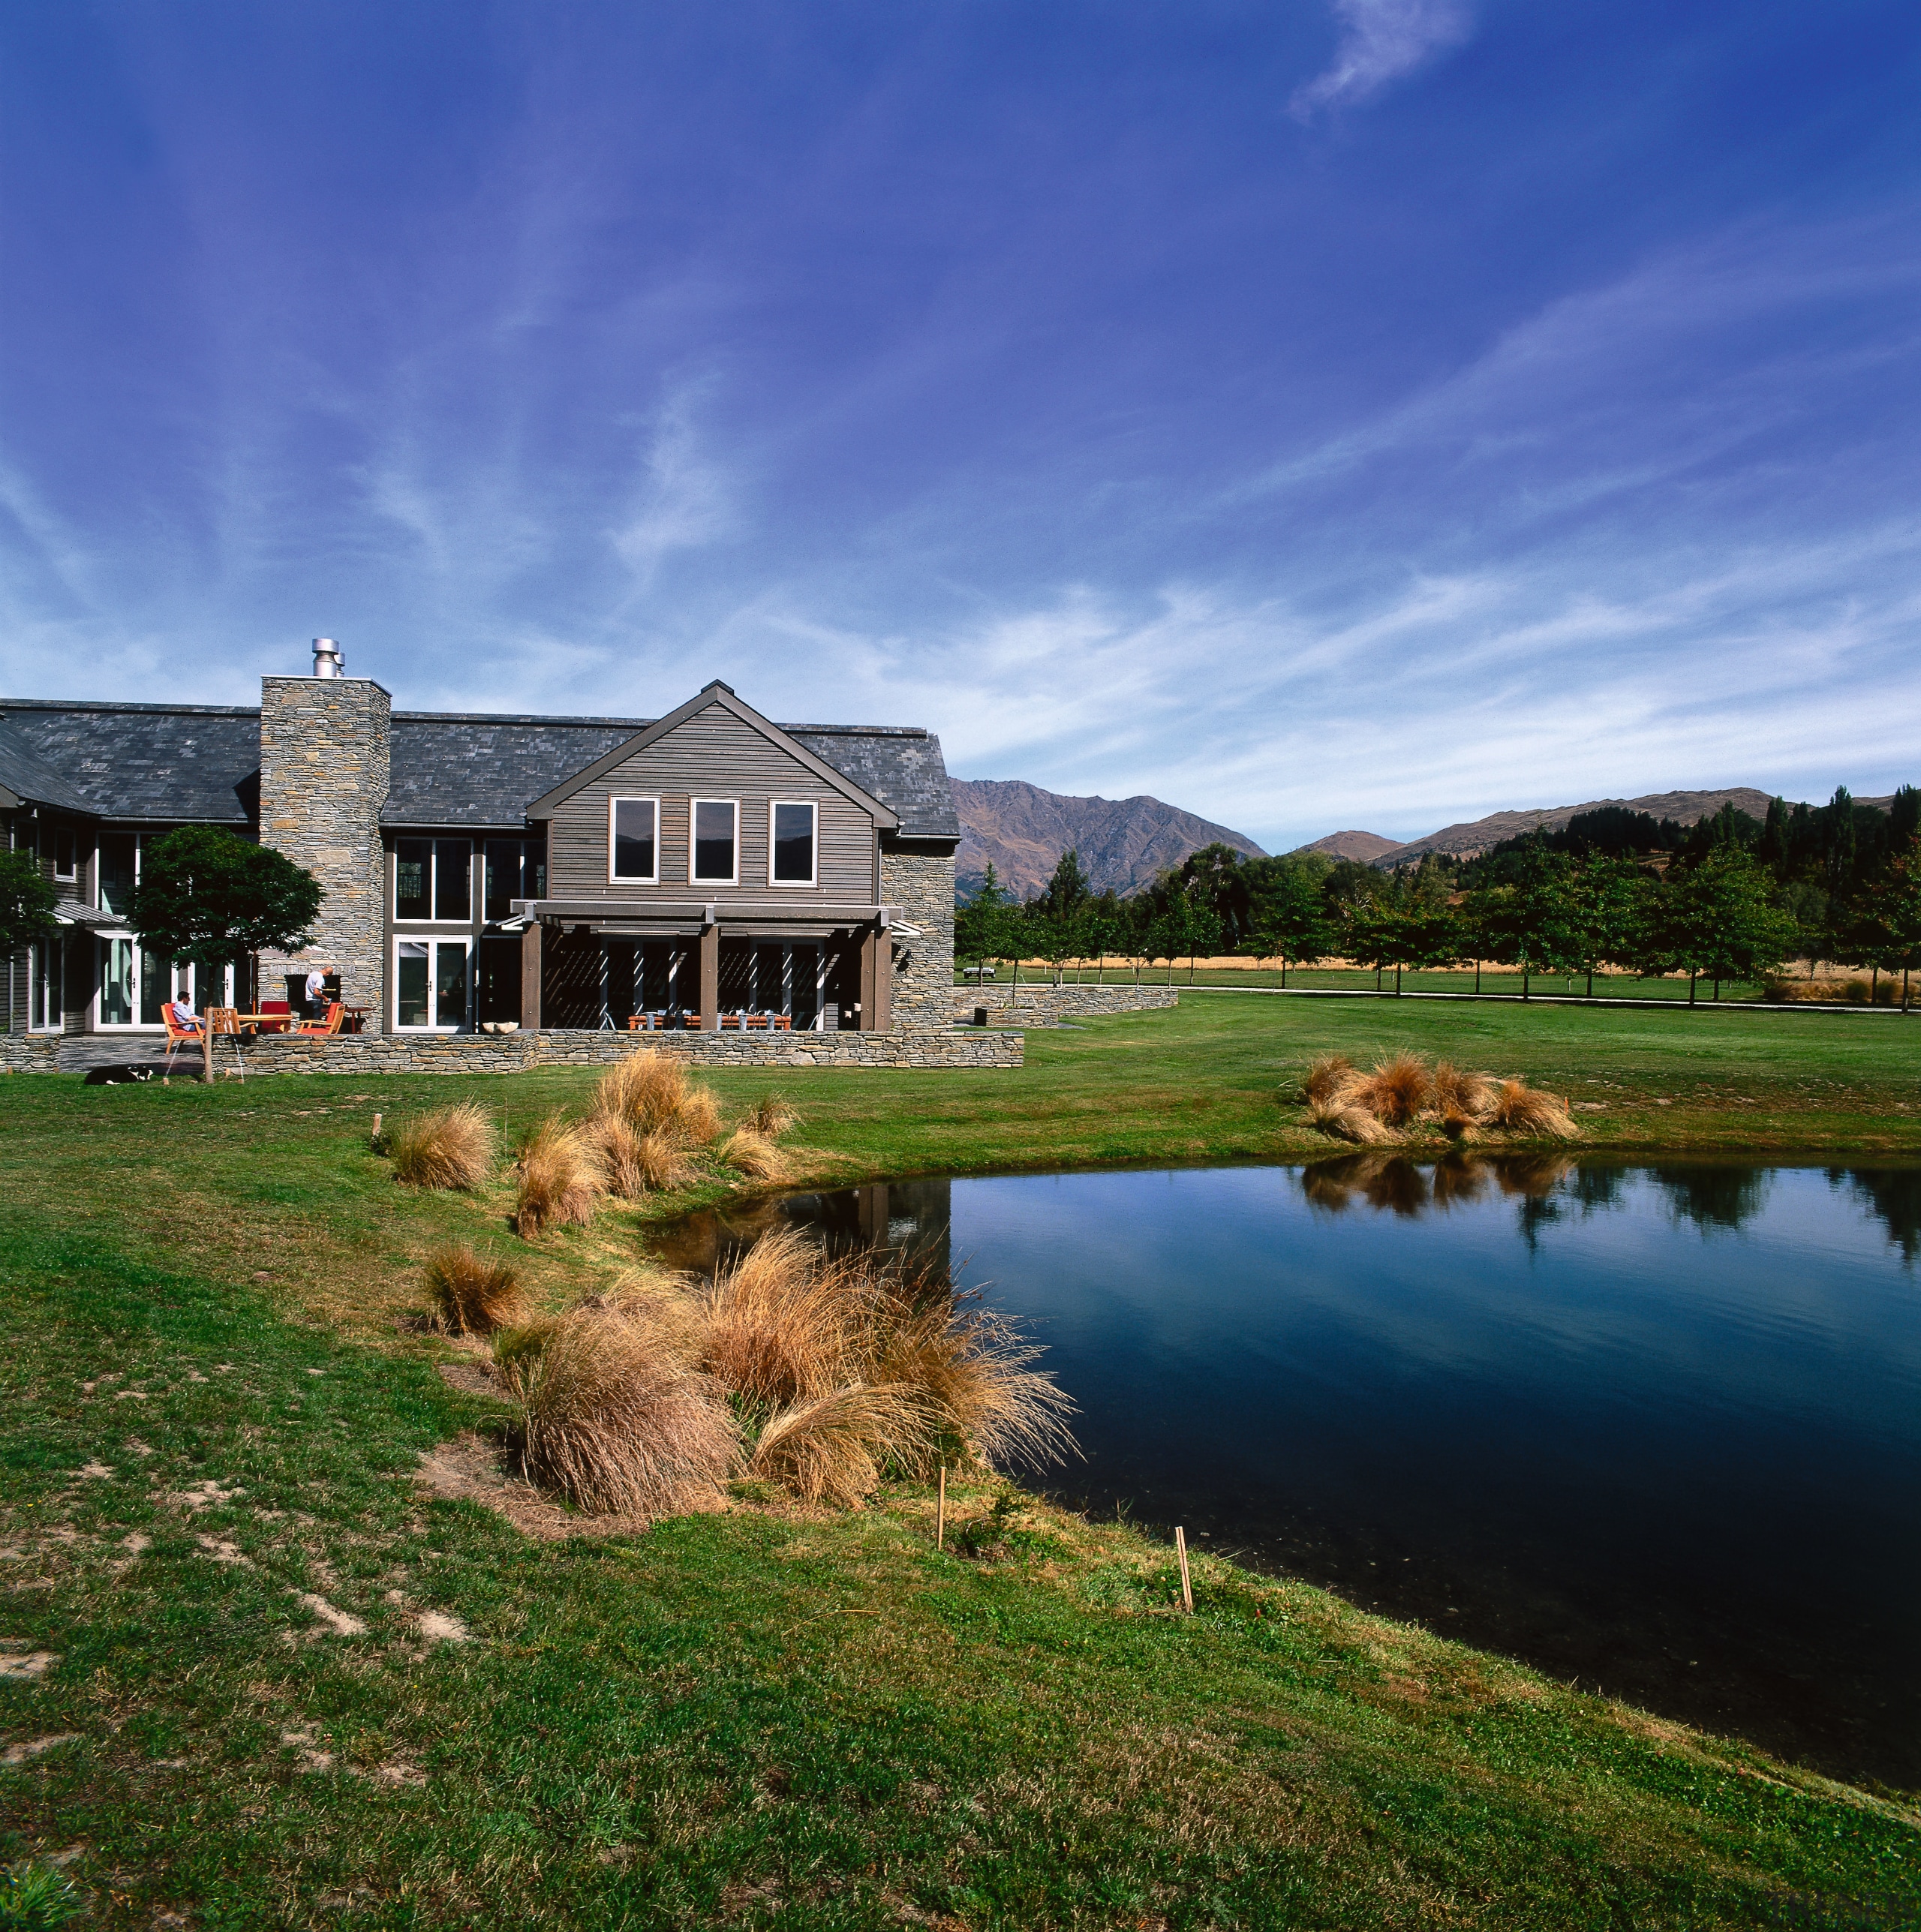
[257,676,392,1032]
[881,843,957,1029]
[952,984,1180,1023]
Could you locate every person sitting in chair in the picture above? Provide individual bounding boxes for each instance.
[168,993,202,1034]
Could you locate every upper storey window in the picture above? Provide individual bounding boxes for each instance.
[484,838,546,920]
[46,826,77,880]
[395,838,472,921]
[610,798,658,883]
[770,801,816,886]
[691,799,738,885]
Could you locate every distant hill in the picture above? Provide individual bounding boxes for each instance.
[1371,787,1781,868]
[951,778,1266,901]
[1297,830,1406,864]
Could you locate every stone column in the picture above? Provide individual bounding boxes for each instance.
[256,676,392,1033]
[879,841,957,1029]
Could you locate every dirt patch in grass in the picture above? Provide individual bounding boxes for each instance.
[412,1429,656,1543]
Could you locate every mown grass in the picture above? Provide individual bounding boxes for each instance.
[2,1002,1918,1925]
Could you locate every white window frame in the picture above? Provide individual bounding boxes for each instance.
[767,799,818,888]
[28,937,63,1032]
[393,936,472,1032]
[392,837,473,924]
[688,798,739,886]
[92,941,230,1031]
[608,795,661,885]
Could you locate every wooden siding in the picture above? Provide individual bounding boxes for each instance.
[546,710,880,903]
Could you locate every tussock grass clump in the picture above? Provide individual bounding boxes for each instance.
[720,1126,793,1183]
[1351,1053,1432,1126]
[509,1306,739,1516]
[593,1050,722,1144]
[513,1114,606,1237]
[704,1229,1076,1504]
[422,1243,526,1336]
[1486,1080,1580,1138]
[745,1092,800,1137]
[1301,1050,1579,1143]
[389,1100,496,1191]
[751,1384,939,1507]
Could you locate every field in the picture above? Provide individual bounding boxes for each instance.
[3,997,1918,1927]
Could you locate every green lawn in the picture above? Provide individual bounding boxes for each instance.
[968,963,1839,1001]
[3,1003,1918,1927]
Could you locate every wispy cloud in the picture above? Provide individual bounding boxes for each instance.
[610,380,738,585]
[1291,0,1474,118]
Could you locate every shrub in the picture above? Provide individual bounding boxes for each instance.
[1302,1053,1357,1107]
[389,1100,496,1190]
[745,1092,800,1137]
[1431,1060,1496,1119]
[1351,1053,1432,1125]
[511,1306,739,1515]
[720,1126,792,1183]
[1310,1100,1397,1145]
[422,1243,525,1336]
[513,1114,606,1237]
[594,1050,722,1143]
[704,1227,857,1406]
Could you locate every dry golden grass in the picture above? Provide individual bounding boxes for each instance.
[421,1243,527,1336]
[507,1304,739,1516]
[745,1092,800,1137]
[1486,1078,1580,1138]
[513,1113,607,1238]
[1302,1053,1358,1107]
[750,1383,938,1507]
[704,1227,855,1405]
[1310,1100,1397,1145]
[593,1050,723,1144]
[1351,1053,1432,1126]
[1431,1060,1497,1119]
[704,1228,1075,1499]
[719,1126,793,1183]
[388,1100,496,1191]
[588,1115,651,1200]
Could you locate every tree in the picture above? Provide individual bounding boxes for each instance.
[954,863,1007,981]
[128,828,321,1079]
[0,846,59,955]
[1859,837,1921,1011]
[1466,838,1577,999]
[1646,848,1797,1004]
[1565,855,1653,998]
[1036,849,1093,924]
[1245,859,1331,986]
[1342,900,1406,993]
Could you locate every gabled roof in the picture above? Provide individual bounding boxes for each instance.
[0,689,965,842]
[0,702,260,823]
[522,682,902,828]
[0,718,97,815]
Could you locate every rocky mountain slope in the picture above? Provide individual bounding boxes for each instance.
[1297,830,1406,863]
[1375,787,1779,867]
[951,778,1265,900]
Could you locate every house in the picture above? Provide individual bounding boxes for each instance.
[2,644,960,1044]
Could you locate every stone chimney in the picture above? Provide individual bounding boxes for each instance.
[257,664,392,1032]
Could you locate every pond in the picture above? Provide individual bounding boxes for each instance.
[654,1156,1921,1790]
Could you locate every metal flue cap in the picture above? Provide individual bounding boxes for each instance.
[312,638,344,678]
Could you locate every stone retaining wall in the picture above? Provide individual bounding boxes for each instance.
[950,983,1179,1023]
[241,1023,1024,1076]
[0,1034,62,1074]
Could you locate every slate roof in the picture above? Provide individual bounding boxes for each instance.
[0,718,98,815]
[0,699,963,841]
[0,702,260,824]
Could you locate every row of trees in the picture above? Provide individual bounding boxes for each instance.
[957,825,1921,1008]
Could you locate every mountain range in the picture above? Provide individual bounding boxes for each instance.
[951,778,1264,900]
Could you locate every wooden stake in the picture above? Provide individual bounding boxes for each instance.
[1174,1525,1194,1615]
[936,1464,946,1551]
[371,1112,382,1148]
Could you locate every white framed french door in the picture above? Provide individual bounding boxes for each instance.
[395,939,471,1030]
[95,938,228,1029]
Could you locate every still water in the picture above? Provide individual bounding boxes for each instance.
[658,1157,1921,1789]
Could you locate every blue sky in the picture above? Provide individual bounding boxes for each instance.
[3,2,1919,852]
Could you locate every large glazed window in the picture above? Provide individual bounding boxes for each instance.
[29,939,63,1032]
[395,938,470,1029]
[484,837,547,920]
[609,798,659,883]
[769,801,816,886]
[394,839,473,921]
[690,799,738,884]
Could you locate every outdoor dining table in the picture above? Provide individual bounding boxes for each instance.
[233,1012,293,1034]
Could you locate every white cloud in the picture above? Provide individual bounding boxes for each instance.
[1291,0,1474,118]
[609,381,738,584]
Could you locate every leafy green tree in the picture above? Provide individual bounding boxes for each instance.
[1859,837,1921,1011]
[1646,848,1797,1004]
[1565,855,1653,998]
[1466,838,1577,1000]
[1036,848,1092,923]
[128,828,321,1079]
[0,846,59,954]
[1245,858,1332,986]
[954,862,1007,981]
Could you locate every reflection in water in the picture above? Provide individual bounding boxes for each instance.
[657,1177,954,1283]
[655,1159,1921,1789]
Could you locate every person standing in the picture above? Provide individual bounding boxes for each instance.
[304,961,331,1020]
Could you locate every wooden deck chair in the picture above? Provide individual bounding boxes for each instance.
[295,1000,345,1038]
[161,1005,203,1074]
[206,1006,246,1080]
